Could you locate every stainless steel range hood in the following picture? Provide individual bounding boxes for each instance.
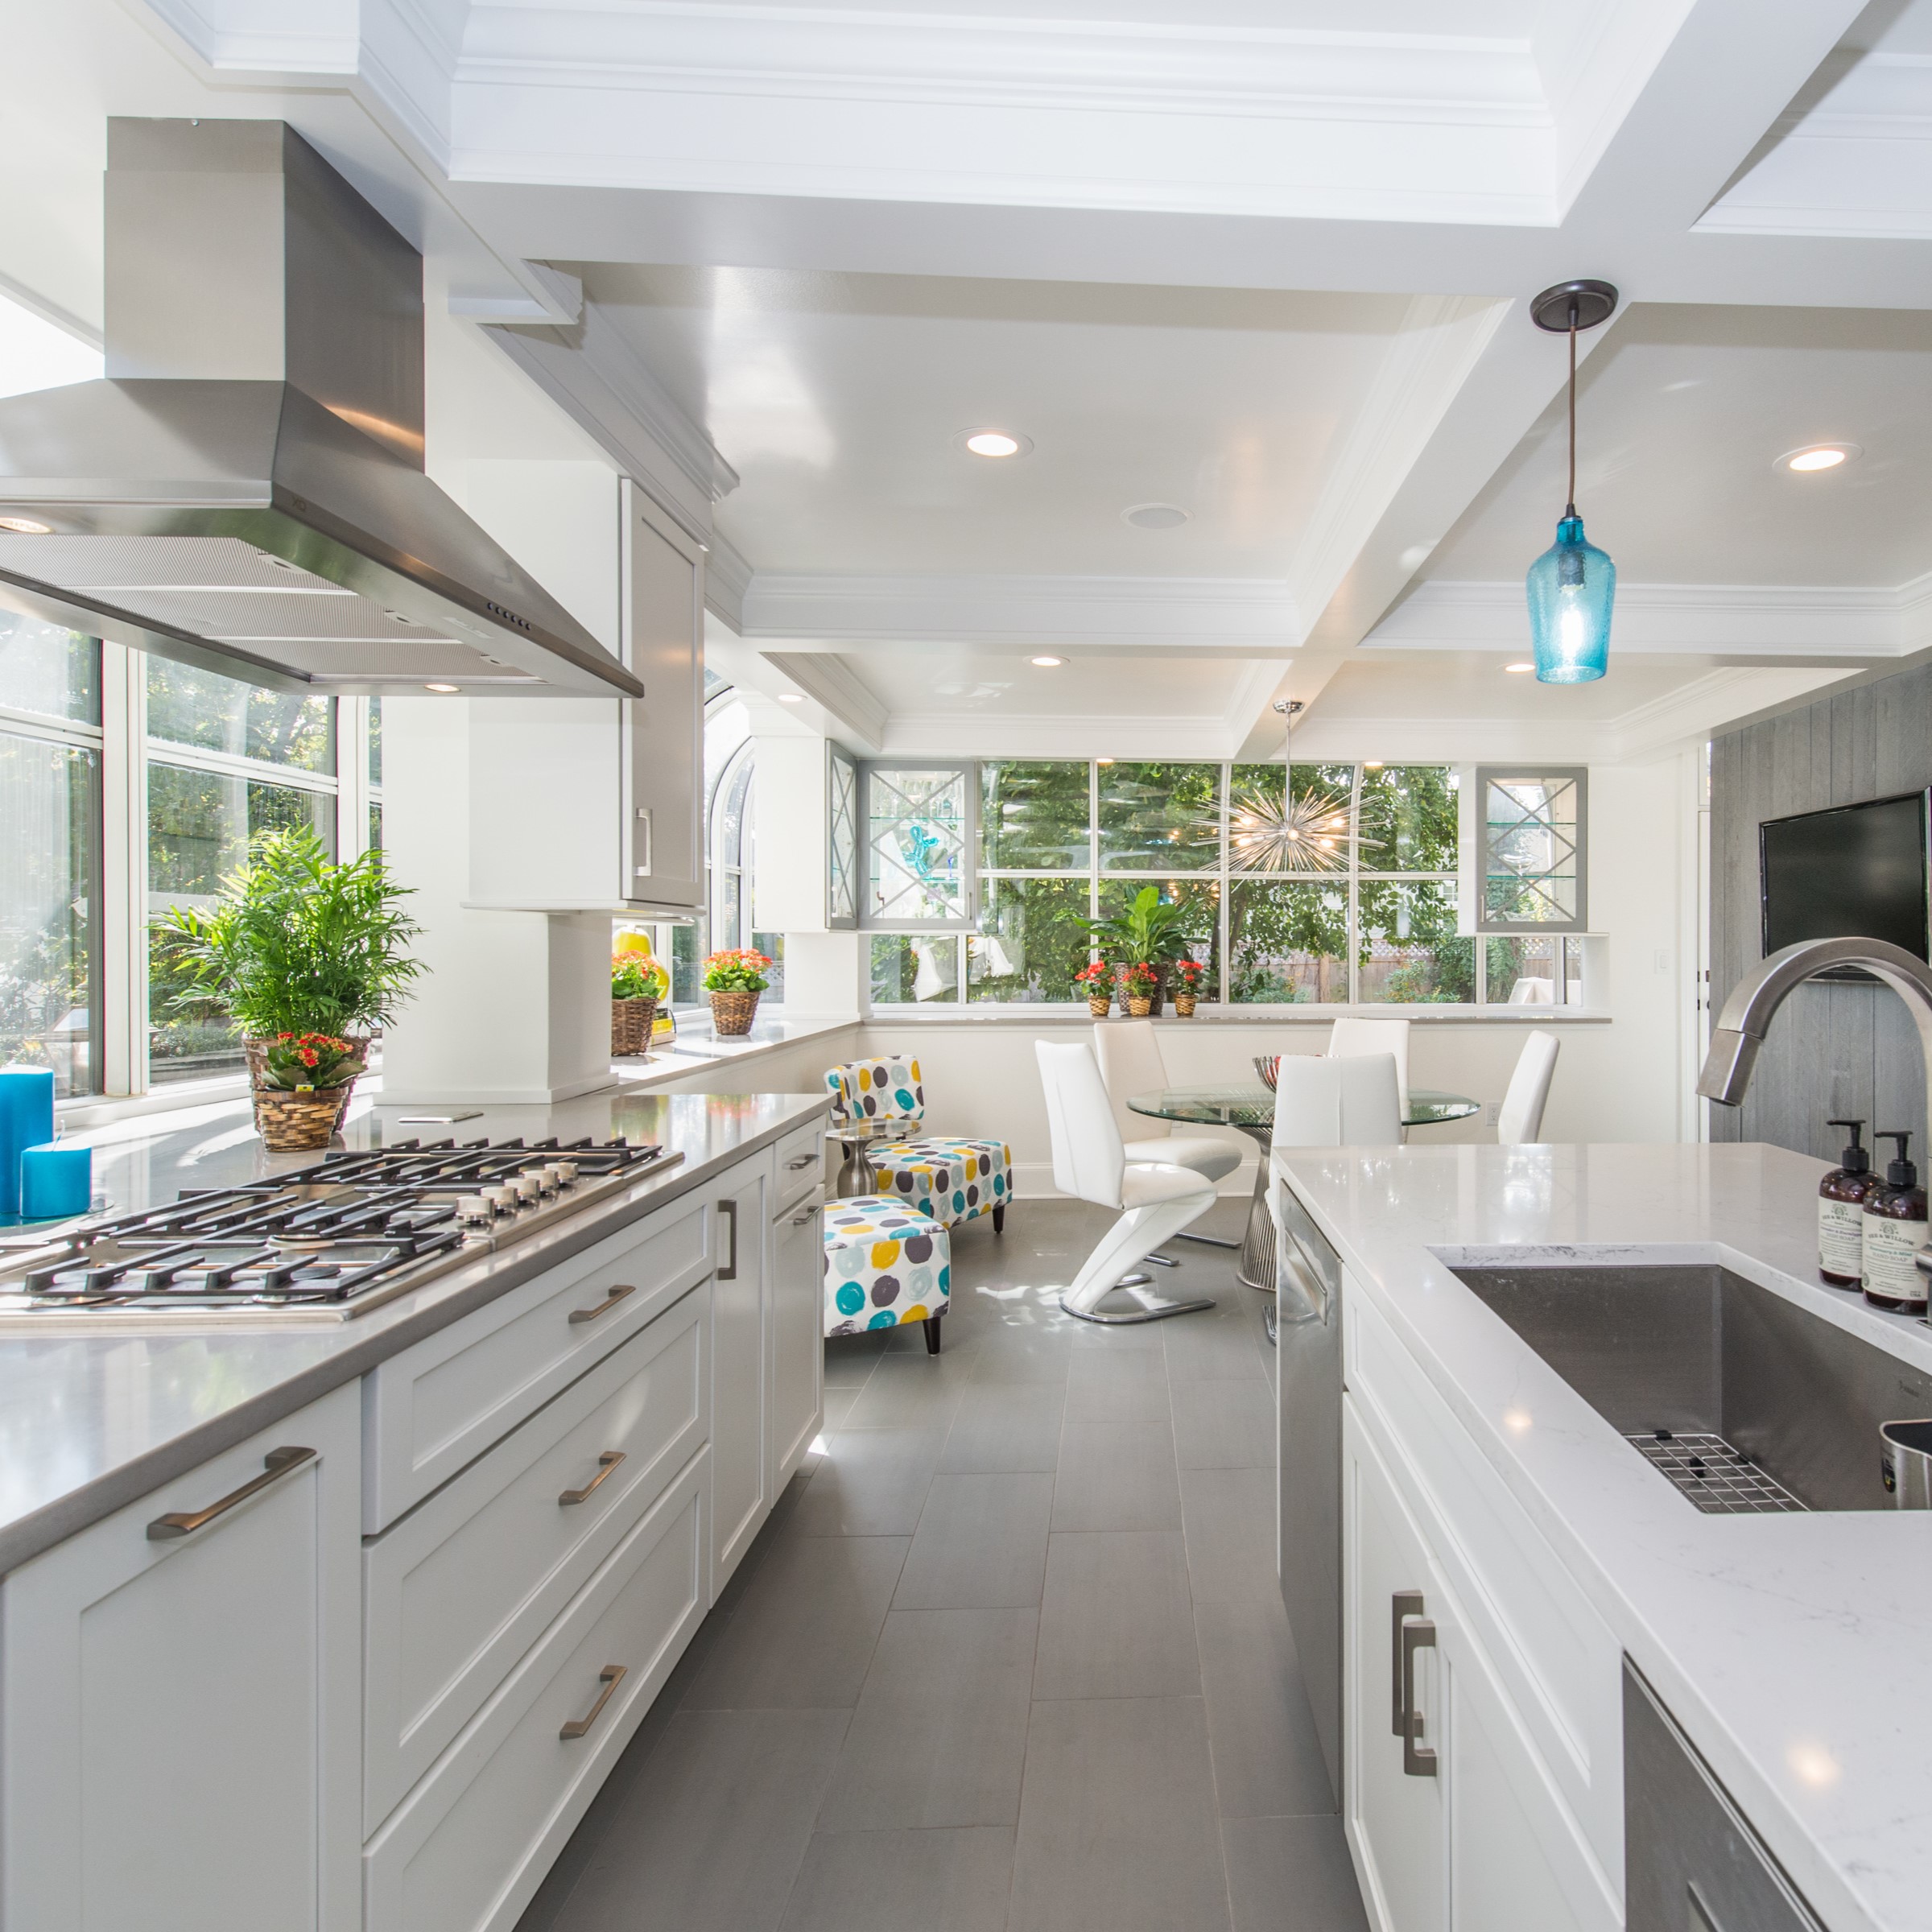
[0,119,642,699]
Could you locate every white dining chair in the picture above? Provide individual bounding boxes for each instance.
[1497,1030,1560,1145]
[1092,1020,1244,1253]
[1273,1052,1403,1152]
[1035,1040,1218,1324]
[1327,1016,1410,1119]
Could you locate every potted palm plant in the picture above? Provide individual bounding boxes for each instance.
[152,827,423,1149]
[1085,886,1199,1017]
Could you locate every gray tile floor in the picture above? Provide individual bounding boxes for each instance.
[517,1199,1369,1932]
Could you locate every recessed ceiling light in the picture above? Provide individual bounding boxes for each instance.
[424,683,460,693]
[1123,503,1189,530]
[962,429,1028,458]
[1779,443,1860,473]
[777,692,804,704]
[0,515,52,535]
[1031,655,1063,667]
[1504,662,1535,674]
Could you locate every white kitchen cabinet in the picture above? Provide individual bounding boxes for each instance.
[769,1187,825,1495]
[466,480,704,913]
[1344,1397,1619,1932]
[710,1159,770,1593]
[1,1382,361,1932]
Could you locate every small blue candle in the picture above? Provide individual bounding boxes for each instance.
[0,1067,56,1216]
[19,1143,90,1221]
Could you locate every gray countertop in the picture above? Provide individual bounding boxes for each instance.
[0,1087,826,1577]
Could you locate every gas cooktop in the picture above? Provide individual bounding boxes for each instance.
[0,1136,681,1327]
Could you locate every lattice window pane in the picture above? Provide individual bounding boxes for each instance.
[1480,769,1586,931]
[828,748,858,927]
[866,766,968,926]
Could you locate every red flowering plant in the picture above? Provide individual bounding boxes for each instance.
[1169,957,1206,990]
[1117,961,1159,995]
[260,1031,365,1092]
[1072,960,1113,995]
[701,947,774,994]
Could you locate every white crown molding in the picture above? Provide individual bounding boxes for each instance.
[704,530,753,633]
[482,299,738,541]
[1603,665,1850,760]
[1364,576,1932,659]
[762,650,887,753]
[449,261,583,324]
[739,573,1299,651]
[877,710,1237,762]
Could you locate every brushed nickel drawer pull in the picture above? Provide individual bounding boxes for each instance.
[568,1283,636,1325]
[1401,1617,1438,1778]
[559,1664,627,1740]
[147,1446,316,1542]
[791,1204,819,1225]
[559,1450,626,1506]
[1391,1589,1424,1736]
[717,1199,738,1281]
[786,1153,816,1170]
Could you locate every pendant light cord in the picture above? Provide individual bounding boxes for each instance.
[1566,299,1578,518]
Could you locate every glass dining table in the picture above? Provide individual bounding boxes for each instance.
[1127,1084,1481,1295]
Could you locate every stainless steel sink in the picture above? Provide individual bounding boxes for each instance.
[1444,1260,1932,1513]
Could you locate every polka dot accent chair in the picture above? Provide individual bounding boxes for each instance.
[824,1054,1013,1233]
[823,1195,952,1354]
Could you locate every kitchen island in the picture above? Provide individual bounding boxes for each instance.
[1276,1139,1932,1932]
[0,1086,829,1932]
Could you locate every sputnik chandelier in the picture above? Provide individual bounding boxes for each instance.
[1226,699,1378,875]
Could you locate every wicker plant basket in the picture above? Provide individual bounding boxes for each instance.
[611,997,659,1057]
[1125,995,1153,1018]
[1172,992,1198,1018]
[244,1034,368,1131]
[710,989,760,1037]
[252,1086,351,1152]
[1087,994,1111,1018]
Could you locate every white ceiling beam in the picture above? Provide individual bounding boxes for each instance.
[760,650,887,754]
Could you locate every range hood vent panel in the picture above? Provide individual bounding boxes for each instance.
[0,121,640,699]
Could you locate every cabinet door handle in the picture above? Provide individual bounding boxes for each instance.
[717,1199,738,1280]
[568,1282,636,1325]
[786,1154,817,1171]
[147,1446,316,1542]
[1390,1589,1424,1736]
[559,1450,626,1506]
[791,1203,819,1225]
[1401,1616,1439,1778]
[559,1664,628,1740]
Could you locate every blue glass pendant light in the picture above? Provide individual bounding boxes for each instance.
[1525,279,1619,684]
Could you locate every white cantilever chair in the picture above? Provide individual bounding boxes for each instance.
[1327,1016,1410,1120]
[1498,1030,1560,1145]
[1092,1020,1244,1255]
[1036,1040,1218,1325]
[1273,1052,1403,1151]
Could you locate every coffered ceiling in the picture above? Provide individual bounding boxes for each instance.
[10,0,1932,762]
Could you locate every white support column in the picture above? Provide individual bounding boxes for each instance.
[336,696,371,863]
[97,642,147,1097]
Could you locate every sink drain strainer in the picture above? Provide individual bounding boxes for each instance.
[1624,1431,1807,1514]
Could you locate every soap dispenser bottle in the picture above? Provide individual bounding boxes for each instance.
[1819,1119,1879,1286]
[1863,1131,1929,1312]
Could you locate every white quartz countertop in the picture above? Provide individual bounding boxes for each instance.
[1275,1140,1932,1932]
[0,1087,826,1577]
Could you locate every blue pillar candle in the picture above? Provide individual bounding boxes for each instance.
[0,1067,56,1216]
[20,1143,90,1221]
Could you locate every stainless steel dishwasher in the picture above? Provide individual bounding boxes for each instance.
[1275,1174,1344,1810]
[1624,1661,1826,1930]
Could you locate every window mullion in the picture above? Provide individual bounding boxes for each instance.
[100,642,147,1097]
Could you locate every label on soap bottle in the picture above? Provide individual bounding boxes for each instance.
[1863,1214,1928,1306]
[1819,1197,1865,1278]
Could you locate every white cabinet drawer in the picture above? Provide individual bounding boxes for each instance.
[363,1286,708,1831]
[363,1192,710,1530]
[772,1117,826,1215]
[364,1456,708,1932]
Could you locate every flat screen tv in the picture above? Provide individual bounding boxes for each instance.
[1760,790,1931,969]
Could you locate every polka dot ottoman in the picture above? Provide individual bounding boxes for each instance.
[869,1136,1012,1233]
[823,1194,952,1354]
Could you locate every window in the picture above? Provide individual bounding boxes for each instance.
[868,759,1585,1007]
[827,746,858,928]
[0,617,101,1097]
[865,765,971,927]
[1476,766,1587,932]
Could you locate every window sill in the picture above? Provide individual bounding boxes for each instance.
[863,1004,1612,1024]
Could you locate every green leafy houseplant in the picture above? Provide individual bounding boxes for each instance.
[612,952,670,1001]
[258,1032,365,1092]
[701,948,773,994]
[151,827,424,1042]
[1085,885,1198,972]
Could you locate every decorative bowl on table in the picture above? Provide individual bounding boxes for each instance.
[1253,1055,1280,1092]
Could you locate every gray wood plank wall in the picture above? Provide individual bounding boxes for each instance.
[1710,663,1931,1162]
